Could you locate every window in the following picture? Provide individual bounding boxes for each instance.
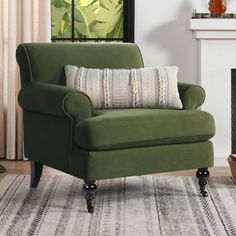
[51,0,134,42]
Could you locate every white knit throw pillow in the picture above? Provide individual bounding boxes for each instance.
[65,65,183,109]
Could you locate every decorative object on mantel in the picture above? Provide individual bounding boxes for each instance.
[0,164,5,173]
[192,12,236,18]
[228,154,236,181]
[209,0,227,14]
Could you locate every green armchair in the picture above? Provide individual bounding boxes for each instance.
[16,43,215,213]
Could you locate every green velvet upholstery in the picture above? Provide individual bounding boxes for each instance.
[16,43,144,85]
[76,109,215,151]
[70,141,214,180]
[178,82,206,110]
[16,42,215,182]
[23,111,72,172]
[18,82,93,122]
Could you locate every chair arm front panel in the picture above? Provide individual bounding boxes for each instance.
[23,111,72,172]
[18,82,93,122]
[178,82,205,110]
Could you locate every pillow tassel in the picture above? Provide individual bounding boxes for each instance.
[103,68,111,108]
[131,69,139,108]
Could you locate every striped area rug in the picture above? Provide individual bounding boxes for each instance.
[0,175,236,236]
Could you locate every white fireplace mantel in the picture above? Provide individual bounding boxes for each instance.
[189,19,236,166]
[189,19,236,39]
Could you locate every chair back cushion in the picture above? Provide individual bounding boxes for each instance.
[16,43,144,86]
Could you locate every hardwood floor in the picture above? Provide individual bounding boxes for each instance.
[0,160,232,182]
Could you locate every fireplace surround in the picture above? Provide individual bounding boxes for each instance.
[189,19,236,165]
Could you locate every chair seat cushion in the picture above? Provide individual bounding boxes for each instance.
[76,109,215,151]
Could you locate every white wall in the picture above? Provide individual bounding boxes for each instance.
[135,0,236,166]
[135,0,236,84]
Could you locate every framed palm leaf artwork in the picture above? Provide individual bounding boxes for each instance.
[51,0,134,42]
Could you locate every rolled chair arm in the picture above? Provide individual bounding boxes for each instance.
[18,82,93,122]
[178,82,205,110]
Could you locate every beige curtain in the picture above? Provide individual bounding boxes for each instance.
[0,0,51,160]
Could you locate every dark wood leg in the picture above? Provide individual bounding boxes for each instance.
[196,168,210,197]
[0,164,6,173]
[83,180,97,213]
[30,161,43,188]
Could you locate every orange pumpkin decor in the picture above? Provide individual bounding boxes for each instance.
[209,0,227,14]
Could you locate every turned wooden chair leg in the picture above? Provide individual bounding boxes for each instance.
[30,161,43,188]
[196,168,210,197]
[83,180,97,213]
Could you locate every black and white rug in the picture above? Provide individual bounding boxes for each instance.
[0,175,236,236]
